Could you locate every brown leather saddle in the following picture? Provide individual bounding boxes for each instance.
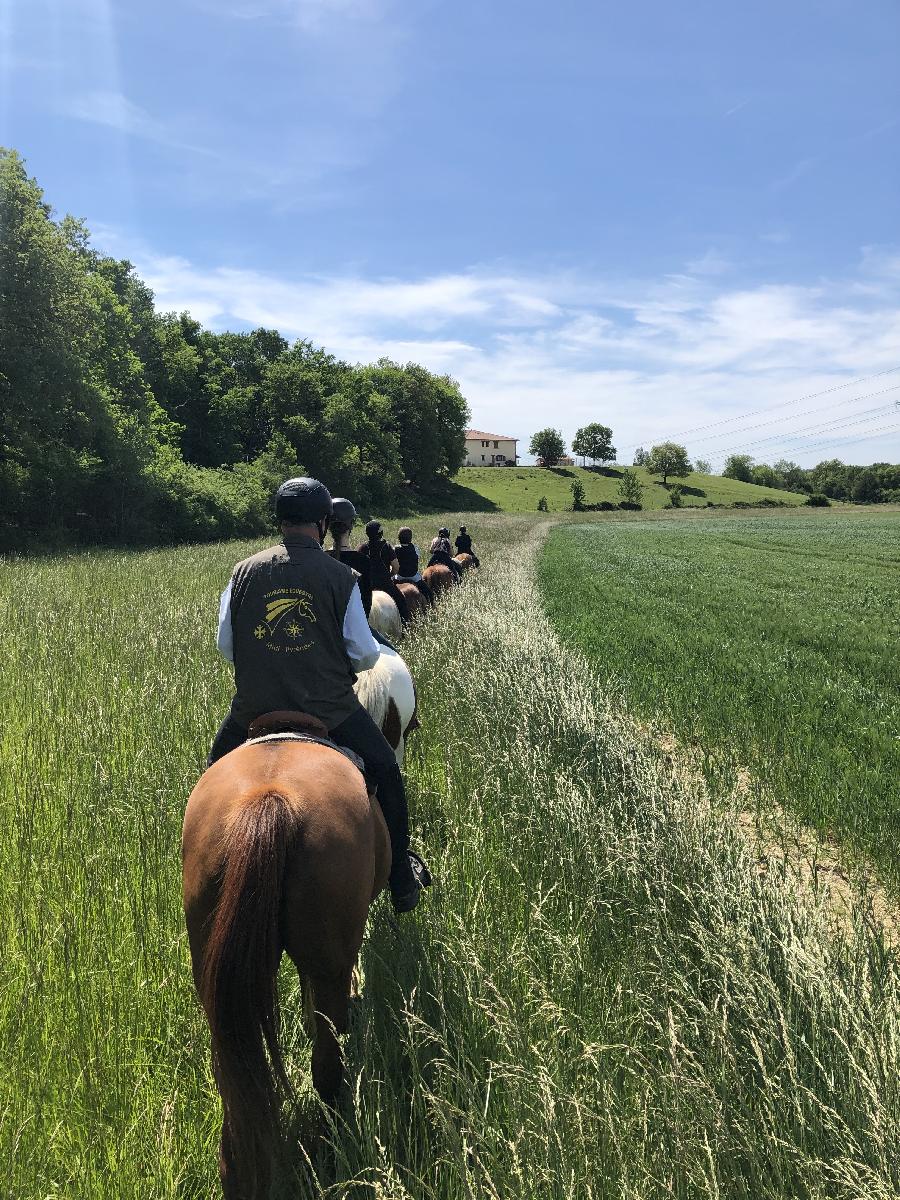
[245,710,367,780]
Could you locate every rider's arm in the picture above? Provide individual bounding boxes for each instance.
[343,582,379,672]
[216,582,234,663]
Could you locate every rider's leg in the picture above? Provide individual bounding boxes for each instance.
[207,713,248,766]
[328,703,423,910]
[415,578,434,605]
[385,580,410,623]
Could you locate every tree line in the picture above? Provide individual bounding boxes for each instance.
[529,425,900,504]
[0,149,469,550]
[716,454,900,503]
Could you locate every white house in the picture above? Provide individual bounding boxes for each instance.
[464,429,518,466]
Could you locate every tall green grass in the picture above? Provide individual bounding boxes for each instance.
[538,508,900,886]
[1,513,898,1197]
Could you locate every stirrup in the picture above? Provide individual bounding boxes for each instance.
[408,849,432,888]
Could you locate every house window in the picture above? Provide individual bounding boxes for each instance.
[495,453,506,462]
[481,454,485,461]
[493,440,498,448]
[482,440,488,447]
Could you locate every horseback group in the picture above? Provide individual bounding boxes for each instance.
[182,477,480,1198]
[328,498,478,635]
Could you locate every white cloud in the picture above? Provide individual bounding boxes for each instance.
[91,231,900,467]
[64,89,218,158]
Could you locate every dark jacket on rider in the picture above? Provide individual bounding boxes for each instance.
[227,535,363,729]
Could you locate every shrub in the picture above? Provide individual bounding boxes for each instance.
[617,467,644,507]
[537,496,549,512]
[806,493,831,507]
[570,478,586,511]
[667,485,684,509]
[618,500,642,511]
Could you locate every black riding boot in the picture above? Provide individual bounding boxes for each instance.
[329,705,430,912]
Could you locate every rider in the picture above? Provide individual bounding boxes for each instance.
[454,525,480,567]
[427,527,463,580]
[208,477,428,912]
[357,520,411,623]
[394,527,434,605]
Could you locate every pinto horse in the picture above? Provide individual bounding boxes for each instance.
[182,712,390,1199]
[453,552,476,572]
[368,589,402,641]
[353,641,419,765]
[422,563,454,597]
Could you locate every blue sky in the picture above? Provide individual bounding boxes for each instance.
[3,0,900,466]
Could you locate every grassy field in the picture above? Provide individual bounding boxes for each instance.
[447,465,807,513]
[2,513,898,1198]
[539,507,900,885]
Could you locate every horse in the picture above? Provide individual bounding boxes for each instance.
[182,711,390,1199]
[422,563,454,597]
[353,641,419,765]
[368,589,402,641]
[395,580,426,619]
[453,552,476,572]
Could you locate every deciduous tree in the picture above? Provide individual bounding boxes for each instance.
[646,442,692,485]
[572,423,616,466]
[529,427,566,467]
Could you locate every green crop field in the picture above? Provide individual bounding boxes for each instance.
[2,512,898,1198]
[447,465,807,513]
[539,507,900,885]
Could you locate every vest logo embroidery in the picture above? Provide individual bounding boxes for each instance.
[255,588,317,653]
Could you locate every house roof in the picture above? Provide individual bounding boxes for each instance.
[465,429,517,442]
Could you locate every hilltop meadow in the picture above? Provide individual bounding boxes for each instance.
[2,505,898,1198]
[445,465,807,512]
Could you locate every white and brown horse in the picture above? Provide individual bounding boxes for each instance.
[367,589,402,641]
[353,641,418,765]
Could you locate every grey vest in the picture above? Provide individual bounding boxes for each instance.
[228,534,361,730]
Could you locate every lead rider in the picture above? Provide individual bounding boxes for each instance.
[207,476,429,913]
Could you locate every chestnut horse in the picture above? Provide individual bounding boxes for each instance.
[395,580,425,619]
[422,563,454,597]
[182,712,390,1199]
[453,552,476,572]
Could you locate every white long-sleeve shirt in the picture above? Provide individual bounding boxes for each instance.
[217,579,379,672]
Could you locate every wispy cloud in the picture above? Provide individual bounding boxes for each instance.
[770,156,819,193]
[65,89,217,157]
[90,230,900,466]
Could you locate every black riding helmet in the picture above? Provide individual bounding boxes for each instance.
[365,519,383,540]
[275,477,333,523]
[438,527,450,538]
[331,497,358,526]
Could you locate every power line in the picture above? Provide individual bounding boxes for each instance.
[709,397,900,457]
[768,421,900,458]
[688,384,900,445]
[664,365,900,440]
[711,420,900,464]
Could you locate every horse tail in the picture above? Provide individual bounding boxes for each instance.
[199,791,294,1194]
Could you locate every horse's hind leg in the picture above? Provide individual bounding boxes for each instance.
[307,969,352,1106]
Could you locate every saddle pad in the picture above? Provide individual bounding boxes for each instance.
[244,732,366,778]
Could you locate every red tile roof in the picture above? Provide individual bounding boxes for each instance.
[465,429,517,441]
